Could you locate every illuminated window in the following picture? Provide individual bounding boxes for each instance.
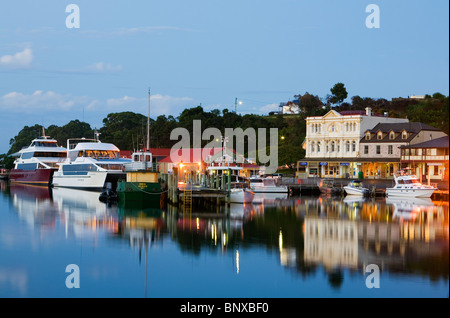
[389,131,395,140]
[402,131,408,139]
[377,132,383,140]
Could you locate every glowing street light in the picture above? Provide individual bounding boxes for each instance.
[235,98,242,113]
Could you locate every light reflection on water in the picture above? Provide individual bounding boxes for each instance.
[0,180,448,298]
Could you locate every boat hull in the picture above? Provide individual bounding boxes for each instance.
[386,188,436,198]
[117,181,165,208]
[52,171,108,190]
[8,168,55,186]
[229,189,255,204]
[343,186,369,196]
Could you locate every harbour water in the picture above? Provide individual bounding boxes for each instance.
[0,180,448,299]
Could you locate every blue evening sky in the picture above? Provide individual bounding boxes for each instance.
[0,0,448,154]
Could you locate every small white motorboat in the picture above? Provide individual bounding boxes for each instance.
[344,180,370,196]
[343,180,370,196]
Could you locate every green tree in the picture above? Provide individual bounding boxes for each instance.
[330,82,348,106]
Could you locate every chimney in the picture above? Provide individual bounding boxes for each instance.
[365,107,372,116]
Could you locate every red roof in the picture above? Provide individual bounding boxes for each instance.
[159,147,231,163]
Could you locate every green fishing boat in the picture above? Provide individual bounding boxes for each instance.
[116,151,167,209]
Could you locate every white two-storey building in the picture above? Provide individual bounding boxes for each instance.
[298,107,409,178]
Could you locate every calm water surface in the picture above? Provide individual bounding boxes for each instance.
[0,181,448,298]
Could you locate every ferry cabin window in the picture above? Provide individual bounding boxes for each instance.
[34,152,66,158]
[98,164,122,170]
[16,163,38,170]
[33,141,58,147]
[21,152,34,159]
[62,164,98,172]
[85,150,119,159]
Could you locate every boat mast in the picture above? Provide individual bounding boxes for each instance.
[146,87,150,151]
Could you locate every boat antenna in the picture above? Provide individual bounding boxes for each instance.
[147,87,150,151]
[94,128,101,142]
[41,126,50,139]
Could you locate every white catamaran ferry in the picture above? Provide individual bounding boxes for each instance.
[52,132,131,190]
[9,129,67,185]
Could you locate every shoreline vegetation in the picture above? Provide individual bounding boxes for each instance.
[1,89,448,170]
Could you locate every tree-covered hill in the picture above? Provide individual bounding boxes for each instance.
[1,91,448,170]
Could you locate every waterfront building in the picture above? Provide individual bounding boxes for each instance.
[298,107,409,178]
[158,147,260,183]
[400,135,449,183]
[359,122,446,179]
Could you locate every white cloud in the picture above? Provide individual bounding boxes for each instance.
[0,90,95,113]
[80,26,196,37]
[0,48,33,68]
[0,90,194,118]
[64,62,123,74]
[85,62,123,73]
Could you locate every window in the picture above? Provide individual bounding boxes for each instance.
[310,142,315,153]
[402,131,408,140]
[331,141,335,152]
[346,141,350,152]
[365,132,371,140]
[377,132,383,140]
[376,145,381,154]
[317,142,321,152]
[364,145,369,154]
[389,132,395,140]
[388,145,393,155]
[352,141,356,152]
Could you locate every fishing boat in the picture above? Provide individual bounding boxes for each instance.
[9,129,67,186]
[206,164,255,204]
[386,170,437,198]
[52,131,131,190]
[115,89,167,209]
[115,150,167,209]
[317,178,342,195]
[343,180,370,196]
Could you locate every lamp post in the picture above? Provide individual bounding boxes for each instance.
[235,98,242,113]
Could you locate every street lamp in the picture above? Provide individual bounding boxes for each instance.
[235,98,242,113]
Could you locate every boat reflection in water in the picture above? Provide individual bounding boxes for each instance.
[9,183,58,230]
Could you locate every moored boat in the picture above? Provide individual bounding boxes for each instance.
[206,164,255,204]
[317,178,342,195]
[9,130,67,186]
[52,132,131,190]
[343,180,370,196]
[248,177,289,204]
[386,170,437,198]
[116,150,167,209]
